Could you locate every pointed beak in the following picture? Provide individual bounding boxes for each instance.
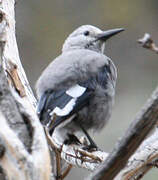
[96,28,124,41]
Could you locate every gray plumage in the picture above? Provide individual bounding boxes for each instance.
[36,25,123,147]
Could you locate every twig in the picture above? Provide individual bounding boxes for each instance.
[45,128,63,180]
[52,134,108,171]
[61,164,72,179]
[138,33,158,54]
[77,149,102,162]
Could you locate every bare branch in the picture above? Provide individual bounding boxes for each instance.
[47,129,108,172]
[115,128,158,180]
[89,85,158,180]
[138,33,158,54]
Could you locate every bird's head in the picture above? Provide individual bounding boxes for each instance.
[62,25,124,53]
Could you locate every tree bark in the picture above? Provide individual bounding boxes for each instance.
[0,0,51,179]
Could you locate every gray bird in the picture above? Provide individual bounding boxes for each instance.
[36,25,124,149]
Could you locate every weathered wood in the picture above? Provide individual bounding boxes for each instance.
[0,0,51,179]
[90,55,158,180]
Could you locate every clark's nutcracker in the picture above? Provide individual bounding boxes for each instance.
[36,25,124,149]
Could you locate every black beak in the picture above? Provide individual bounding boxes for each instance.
[96,28,124,41]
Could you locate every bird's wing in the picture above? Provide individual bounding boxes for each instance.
[37,64,111,133]
[37,83,94,131]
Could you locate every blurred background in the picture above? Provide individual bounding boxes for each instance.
[16,0,158,179]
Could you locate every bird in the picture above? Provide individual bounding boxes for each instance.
[36,25,124,150]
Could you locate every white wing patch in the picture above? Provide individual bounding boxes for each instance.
[50,84,86,117]
[50,99,76,116]
[66,84,86,97]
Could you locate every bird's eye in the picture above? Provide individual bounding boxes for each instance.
[84,31,90,36]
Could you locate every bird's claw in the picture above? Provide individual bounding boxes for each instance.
[64,134,81,145]
[82,144,99,152]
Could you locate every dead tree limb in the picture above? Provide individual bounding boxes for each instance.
[46,128,108,172]
[90,87,158,180]
[138,33,158,54]
[0,0,51,179]
[115,128,158,180]
[112,34,158,180]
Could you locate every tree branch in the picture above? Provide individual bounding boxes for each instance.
[138,33,158,54]
[46,128,108,172]
[90,88,158,180]
[115,128,158,180]
[0,0,51,179]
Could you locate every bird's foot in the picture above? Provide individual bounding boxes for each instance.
[82,144,99,152]
[64,133,81,145]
